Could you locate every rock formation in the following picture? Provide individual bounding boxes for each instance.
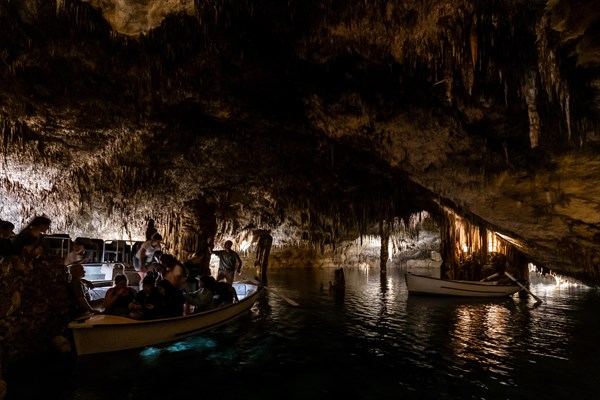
[0,1,598,282]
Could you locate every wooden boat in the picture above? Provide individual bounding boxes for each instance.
[68,281,262,355]
[405,272,522,297]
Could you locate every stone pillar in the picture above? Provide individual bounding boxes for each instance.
[379,220,390,274]
[254,233,273,284]
[438,212,457,279]
[163,198,217,263]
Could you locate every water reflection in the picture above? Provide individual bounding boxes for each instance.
[8,267,600,400]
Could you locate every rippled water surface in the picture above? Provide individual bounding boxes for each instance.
[8,267,600,399]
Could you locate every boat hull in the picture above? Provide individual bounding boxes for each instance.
[405,273,521,297]
[69,283,262,355]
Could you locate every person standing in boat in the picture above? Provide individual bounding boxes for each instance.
[213,240,242,285]
[135,232,163,273]
[104,274,137,316]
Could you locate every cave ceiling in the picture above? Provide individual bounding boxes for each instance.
[0,0,599,282]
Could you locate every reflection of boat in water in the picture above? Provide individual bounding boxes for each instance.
[405,273,522,298]
[69,281,262,355]
[405,293,516,314]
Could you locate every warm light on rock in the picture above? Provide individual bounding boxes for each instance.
[82,0,195,35]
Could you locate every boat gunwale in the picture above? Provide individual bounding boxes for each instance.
[405,272,520,288]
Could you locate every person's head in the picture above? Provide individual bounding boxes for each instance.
[159,254,179,270]
[214,281,235,303]
[72,239,86,253]
[0,220,14,238]
[145,270,158,279]
[224,240,233,250]
[150,232,162,246]
[113,274,128,288]
[199,275,216,291]
[30,216,51,228]
[142,274,156,292]
[156,279,171,295]
[152,250,163,263]
[27,216,51,234]
[69,263,85,279]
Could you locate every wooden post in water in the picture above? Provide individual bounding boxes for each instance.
[254,233,273,285]
[379,220,390,275]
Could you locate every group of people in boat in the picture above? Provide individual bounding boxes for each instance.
[0,215,244,322]
[67,232,244,321]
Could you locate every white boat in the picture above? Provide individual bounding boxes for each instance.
[68,281,262,355]
[405,273,522,297]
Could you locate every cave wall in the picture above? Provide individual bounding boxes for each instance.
[0,1,598,282]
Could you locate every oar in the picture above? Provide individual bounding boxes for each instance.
[239,273,300,307]
[504,271,543,304]
[480,272,499,282]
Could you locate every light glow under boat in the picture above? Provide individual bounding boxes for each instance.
[140,336,218,358]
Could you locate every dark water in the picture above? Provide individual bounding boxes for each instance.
[7,267,600,399]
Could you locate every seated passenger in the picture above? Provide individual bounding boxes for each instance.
[184,275,217,312]
[160,253,187,290]
[64,238,91,266]
[213,281,239,307]
[156,279,185,318]
[129,274,161,320]
[104,274,137,316]
[67,263,102,320]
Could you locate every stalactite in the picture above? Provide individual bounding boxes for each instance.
[524,73,540,148]
[563,89,572,143]
[479,223,488,266]
[56,0,65,15]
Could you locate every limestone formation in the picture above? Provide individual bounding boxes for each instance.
[0,1,598,283]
